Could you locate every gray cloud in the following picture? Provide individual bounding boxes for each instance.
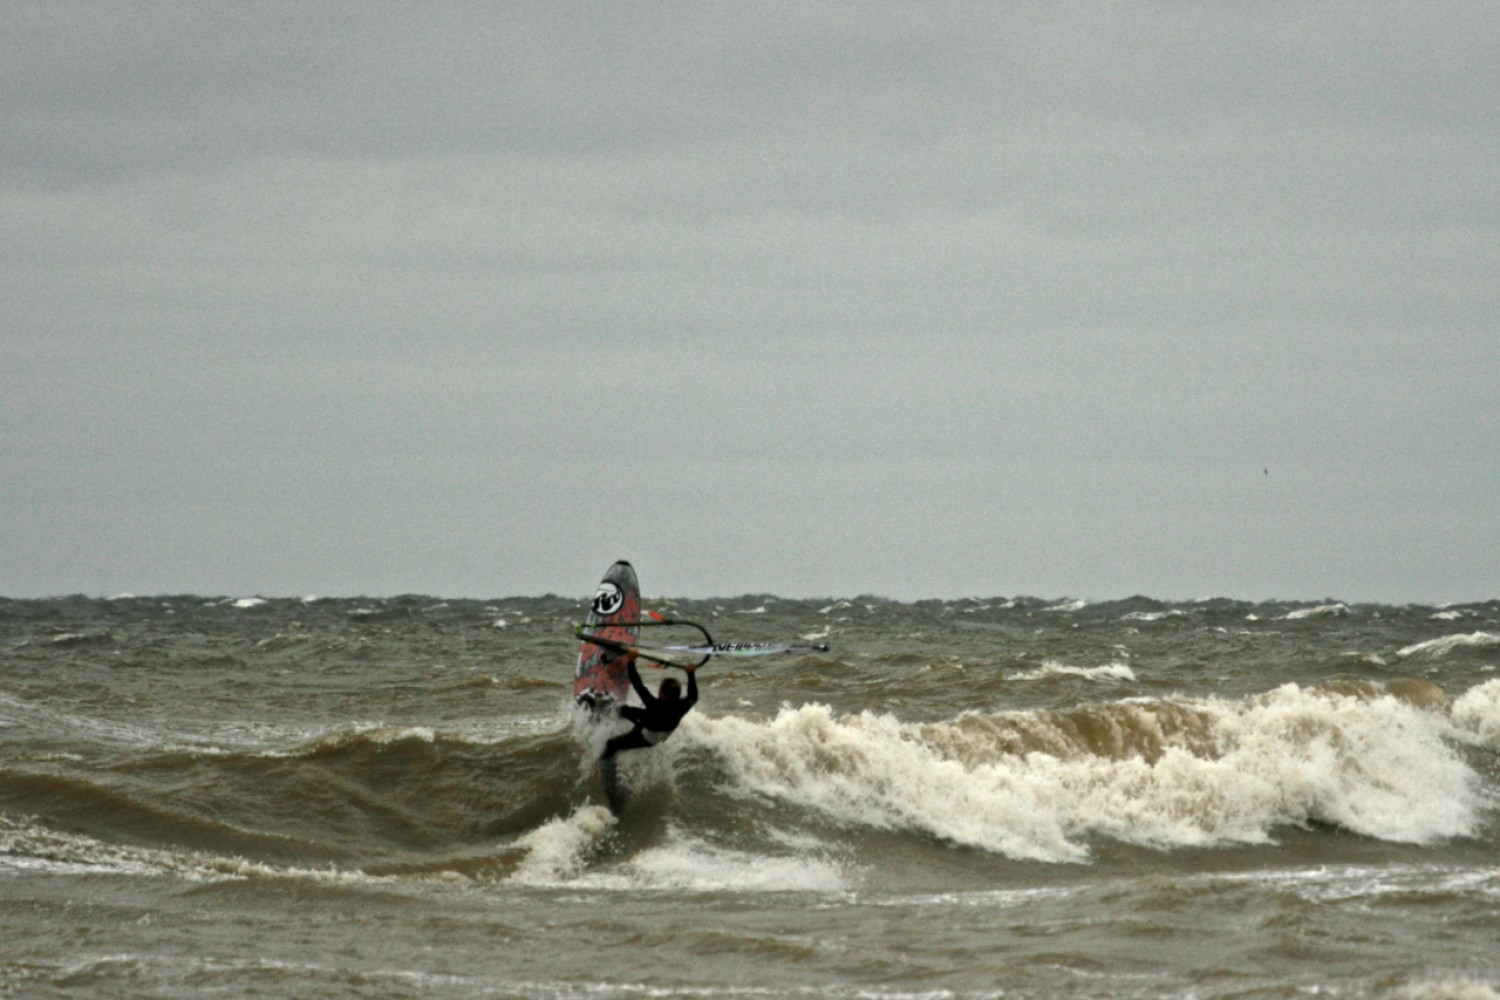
[4,3,1497,601]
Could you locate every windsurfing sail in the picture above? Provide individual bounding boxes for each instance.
[574,561,641,713]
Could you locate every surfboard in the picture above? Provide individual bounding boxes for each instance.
[574,560,640,715]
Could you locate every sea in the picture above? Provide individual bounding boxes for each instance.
[3,591,1499,1000]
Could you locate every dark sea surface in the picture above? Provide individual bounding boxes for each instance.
[3,591,1499,999]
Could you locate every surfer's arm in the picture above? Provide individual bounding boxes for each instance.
[683,666,699,709]
[626,656,654,705]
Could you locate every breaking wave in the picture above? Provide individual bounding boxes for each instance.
[688,680,1489,863]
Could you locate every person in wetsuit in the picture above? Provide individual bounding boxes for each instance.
[601,654,699,760]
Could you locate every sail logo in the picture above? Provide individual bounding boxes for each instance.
[591,582,624,616]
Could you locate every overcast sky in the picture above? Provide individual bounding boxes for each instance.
[4,3,1497,603]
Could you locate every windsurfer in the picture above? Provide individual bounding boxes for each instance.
[601,654,699,760]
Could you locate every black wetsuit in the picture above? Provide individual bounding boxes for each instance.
[601,660,698,760]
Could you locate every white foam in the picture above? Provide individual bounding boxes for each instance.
[229,597,266,609]
[1179,862,1500,906]
[362,726,436,745]
[1450,680,1500,748]
[49,632,96,644]
[0,694,185,751]
[689,683,1480,861]
[0,814,405,887]
[1008,660,1136,683]
[1398,632,1500,659]
[1121,610,1186,622]
[591,835,848,893]
[866,885,1080,909]
[696,706,1085,862]
[1189,685,1476,845]
[1284,603,1349,620]
[509,805,617,884]
[1043,599,1087,613]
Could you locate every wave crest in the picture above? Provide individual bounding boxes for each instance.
[688,682,1481,861]
[1398,632,1500,659]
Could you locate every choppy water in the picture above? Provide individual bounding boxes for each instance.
[3,591,1499,999]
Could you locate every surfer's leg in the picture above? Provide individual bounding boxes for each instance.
[602,729,652,760]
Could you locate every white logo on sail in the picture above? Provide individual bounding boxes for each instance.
[591,582,623,616]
